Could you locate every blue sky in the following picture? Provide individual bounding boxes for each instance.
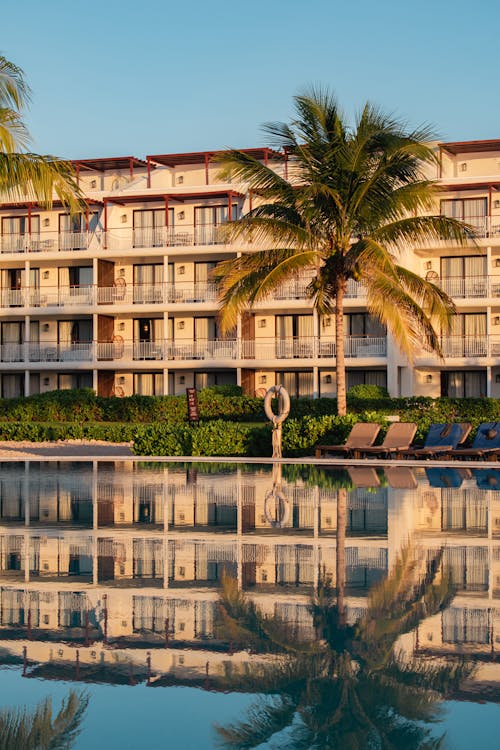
[3,0,500,159]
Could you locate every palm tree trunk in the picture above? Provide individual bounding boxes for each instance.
[336,486,347,628]
[335,280,347,415]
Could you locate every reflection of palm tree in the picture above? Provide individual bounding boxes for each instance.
[216,545,469,749]
[0,690,88,750]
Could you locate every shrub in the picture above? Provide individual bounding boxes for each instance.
[131,424,193,456]
[347,384,389,399]
[191,420,254,456]
[202,384,243,397]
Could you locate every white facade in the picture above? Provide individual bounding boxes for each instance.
[1,140,500,399]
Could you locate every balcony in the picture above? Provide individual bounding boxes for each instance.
[241,337,387,359]
[416,336,500,360]
[0,336,388,364]
[104,225,230,251]
[0,231,102,254]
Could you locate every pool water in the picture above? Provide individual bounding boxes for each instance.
[0,460,498,749]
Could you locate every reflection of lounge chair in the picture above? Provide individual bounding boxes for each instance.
[347,467,381,488]
[384,467,418,489]
[474,469,500,489]
[425,467,463,488]
[399,423,465,459]
[448,422,500,461]
[315,423,380,458]
[358,422,417,459]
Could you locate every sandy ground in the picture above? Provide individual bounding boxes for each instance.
[0,440,134,458]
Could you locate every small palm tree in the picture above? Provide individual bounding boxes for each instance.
[0,56,81,210]
[215,544,471,749]
[215,89,472,414]
[0,690,88,750]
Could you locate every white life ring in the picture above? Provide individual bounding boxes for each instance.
[263,385,290,426]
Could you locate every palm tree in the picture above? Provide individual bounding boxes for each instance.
[0,56,81,211]
[0,690,88,749]
[215,544,470,749]
[214,89,473,414]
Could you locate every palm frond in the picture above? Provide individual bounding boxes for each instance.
[0,153,84,212]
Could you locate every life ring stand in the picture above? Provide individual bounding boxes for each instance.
[264,487,290,528]
[264,385,291,459]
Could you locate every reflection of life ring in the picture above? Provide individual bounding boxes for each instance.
[112,334,124,358]
[113,385,125,398]
[255,387,267,398]
[264,385,290,425]
[113,277,127,301]
[264,488,290,528]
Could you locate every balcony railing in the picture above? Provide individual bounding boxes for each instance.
[6,335,500,364]
[417,336,498,359]
[105,225,230,251]
[437,275,489,298]
[241,337,387,359]
[0,231,102,254]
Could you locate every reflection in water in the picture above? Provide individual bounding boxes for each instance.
[0,690,88,750]
[0,461,497,745]
[215,546,467,749]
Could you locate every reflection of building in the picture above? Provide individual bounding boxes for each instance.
[0,461,498,689]
[2,141,500,399]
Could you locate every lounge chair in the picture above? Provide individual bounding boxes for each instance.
[358,422,417,459]
[315,422,381,459]
[447,422,500,461]
[399,423,465,459]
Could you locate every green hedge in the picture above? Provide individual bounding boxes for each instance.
[0,421,137,443]
[0,389,264,424]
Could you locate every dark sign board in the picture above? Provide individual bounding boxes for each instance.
[186,388,200,422]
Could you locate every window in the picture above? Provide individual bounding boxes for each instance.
[276,371,314,398]
[59,213,98,250]
[194,371,236,390]
[343,314,386,337]
[194,205,240,245]
[133,264,163,303]
[444,314,487,357]
[441,198,487,235]
[276,315,314,358]
[133,372,163,396]
[440,256,487,297]
[1,215,40,251]
[345,370,387,392]
[133,208,173,248]
[441,371,486,398]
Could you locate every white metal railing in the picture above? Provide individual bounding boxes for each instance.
[165,282,219,303]
[438,276,488,298]
[345,279,366,298]
[166,340,238,360]
[0,231,101,254]
[28,343,93,363]
[105,225,230,251]
[440,336,488,358]
[241,337,387,359]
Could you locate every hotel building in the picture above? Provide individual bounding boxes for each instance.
[1,139,500,400]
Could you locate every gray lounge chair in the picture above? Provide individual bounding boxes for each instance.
[358,422,417,459]
[399,423,465,459]
[315,422,381,458]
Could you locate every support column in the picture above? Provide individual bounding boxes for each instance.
[92,460,98,585]
[93,369,98,394]
[24,314,30,395]
[313,366,319,399]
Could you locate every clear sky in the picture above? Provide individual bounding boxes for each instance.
[3,0,500,159]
